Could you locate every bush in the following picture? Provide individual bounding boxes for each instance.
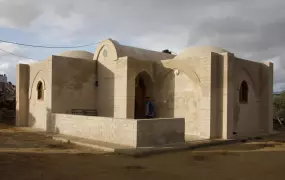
[273,91,285,119]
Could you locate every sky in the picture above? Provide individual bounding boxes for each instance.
[0,0,285,92]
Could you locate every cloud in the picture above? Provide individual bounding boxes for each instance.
[0,43,37,83]
[0,43,20,55]
[188,16,285,91]
[0,0,285,91]
[0,62,10,70]
[0,1,41,28]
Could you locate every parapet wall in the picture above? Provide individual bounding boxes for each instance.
[50,114,185,147]
[137,118,185,146]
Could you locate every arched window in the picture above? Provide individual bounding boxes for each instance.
[37,81,44,100]
[239,81,248,103]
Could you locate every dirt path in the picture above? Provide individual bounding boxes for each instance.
[1,124,285,180]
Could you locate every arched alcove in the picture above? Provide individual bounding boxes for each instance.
[29,71,46,100]
[134,71,154,119]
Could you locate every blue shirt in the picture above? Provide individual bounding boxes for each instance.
[145,101,155,117]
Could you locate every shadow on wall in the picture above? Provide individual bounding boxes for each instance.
[12,110,36,127]
[28,112,36,127]
[134,71,156,119]
[51,57,97,114]
[46,108,60,134]
[213,56,224,138]
[154,61,175,118]
[97,61,114,117]
[129,59,176,119]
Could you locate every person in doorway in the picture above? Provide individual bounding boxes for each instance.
[145,97,155,118]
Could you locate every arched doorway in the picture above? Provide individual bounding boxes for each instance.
[134,71,153,119]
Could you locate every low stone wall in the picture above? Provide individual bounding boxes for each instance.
[50,114,137,147]
[51,114,185,147]
[137,118,185,147]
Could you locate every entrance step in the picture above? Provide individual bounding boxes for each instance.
[52,132,284,157]
[52,134,132,152]
[52,134,229,157]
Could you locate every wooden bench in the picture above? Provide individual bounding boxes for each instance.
[70,109,98,116]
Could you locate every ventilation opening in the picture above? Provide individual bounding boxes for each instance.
[37,81,44,100]
[239,81,248,103]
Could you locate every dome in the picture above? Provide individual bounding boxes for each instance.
[175,46,229,59]
[58,50,94,60]
[94,39,175,61]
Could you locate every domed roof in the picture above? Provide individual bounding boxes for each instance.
[175,46,229,59]
[94,39,175,61]
[58,50,94,60]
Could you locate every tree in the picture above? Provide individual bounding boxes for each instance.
[273,91,285,118]
[273,91,285,129]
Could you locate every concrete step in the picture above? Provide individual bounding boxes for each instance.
[52,134,133,152]
[52,132,285,157]
[52,134,229,157]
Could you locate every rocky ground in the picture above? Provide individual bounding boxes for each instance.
[0,123,285,180]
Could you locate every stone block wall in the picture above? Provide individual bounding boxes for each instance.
[27,59,52,130]
[16,64,30,126]
[51,114,185,147]
[51,114,137,147]
[51,56,97,114]
[137,118,185,147]
[160,57,212,138]
[230,58,274,137]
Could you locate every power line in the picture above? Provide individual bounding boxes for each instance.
[0,39,99,49]
[0,48,35,60]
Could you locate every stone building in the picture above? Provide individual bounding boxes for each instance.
[0,74,7,83]
[16,39,273,147]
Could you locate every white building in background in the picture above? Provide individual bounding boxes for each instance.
[0,74,7,83]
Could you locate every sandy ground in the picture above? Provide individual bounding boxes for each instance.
[1,124,285,180]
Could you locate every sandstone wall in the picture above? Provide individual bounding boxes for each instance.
[51,114,184,147]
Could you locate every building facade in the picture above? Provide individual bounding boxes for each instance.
[16,39,273,147]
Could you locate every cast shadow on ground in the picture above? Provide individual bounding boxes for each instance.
[1,137,285,180]
[192,135,285,153]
